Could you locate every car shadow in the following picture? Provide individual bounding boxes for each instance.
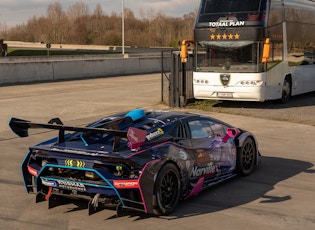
[167,156,313,219]
[102,156,313,221]
[57,156,313,221]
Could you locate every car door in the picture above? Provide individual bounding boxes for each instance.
[292,60,315,95]
[303,61,315,93]
[187,119,235,176]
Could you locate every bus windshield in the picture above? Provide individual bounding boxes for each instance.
[200,0,262,15]
[198,0,266,24]
[195,41,263,73]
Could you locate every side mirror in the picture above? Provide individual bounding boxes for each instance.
[262,38,270,63]
[227,128,240,138]
[222,128,240,143]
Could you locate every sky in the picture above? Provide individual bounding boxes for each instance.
[0,0,200,27]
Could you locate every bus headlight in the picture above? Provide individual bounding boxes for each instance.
[194,79,209,84]
[237,80,263,86]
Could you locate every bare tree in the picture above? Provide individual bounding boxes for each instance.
[46,2,66,43]
[67,1,89,22]
[93,4,103,19]
[4,1,197,47]
[0,22,8,35]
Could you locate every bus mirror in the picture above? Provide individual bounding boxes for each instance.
[262,38,270,63]
[181,40,194,63]
[181,43,188,63]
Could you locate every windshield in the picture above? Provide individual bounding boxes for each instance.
[197,0,267,24]
[195,41,264,73]
[200,0,262,15]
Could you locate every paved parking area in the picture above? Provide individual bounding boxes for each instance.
[0,74,314,230]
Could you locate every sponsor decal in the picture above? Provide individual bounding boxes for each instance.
[191,162,218,177]
[56,180,86,192]
[231,147,236,157]
[113,180,139,189]
[195,151,212,164]
[179,149,188,160]
[64,159,85,168]
[209,20,245,28]
[146,128,164,141]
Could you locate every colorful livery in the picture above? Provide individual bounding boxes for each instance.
[9,109,260,215]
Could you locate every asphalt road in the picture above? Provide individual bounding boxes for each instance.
[0,74,314,230]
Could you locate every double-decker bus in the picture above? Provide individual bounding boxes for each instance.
[193,0,315,103]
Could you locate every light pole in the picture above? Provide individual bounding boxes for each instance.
[122,0,125,55]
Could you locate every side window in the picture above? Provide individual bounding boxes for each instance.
[210,124,226,137]
[188,120,215,138]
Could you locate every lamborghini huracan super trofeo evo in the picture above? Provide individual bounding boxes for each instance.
[9,109,260,215]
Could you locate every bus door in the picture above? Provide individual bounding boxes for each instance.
[292,59,315,94]
[302,60,315,93]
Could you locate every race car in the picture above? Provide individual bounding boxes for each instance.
[9,109,260,215]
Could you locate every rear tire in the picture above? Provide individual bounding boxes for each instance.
[236,137,256,176]
[154,163,180,215]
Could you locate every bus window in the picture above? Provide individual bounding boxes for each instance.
[266,41,283,70]
[198,0,266,24]
[195,41,263,73]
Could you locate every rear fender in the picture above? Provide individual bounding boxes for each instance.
[138,159,164,214]
[138,157,184,215]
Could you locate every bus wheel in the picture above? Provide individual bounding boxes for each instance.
[1,44,7,57]
[281,78,291,104]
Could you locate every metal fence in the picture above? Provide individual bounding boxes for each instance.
[161,50,194,107]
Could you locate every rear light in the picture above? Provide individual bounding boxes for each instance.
[27,165,38,177]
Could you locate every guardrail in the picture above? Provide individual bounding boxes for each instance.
[0,54,171,85]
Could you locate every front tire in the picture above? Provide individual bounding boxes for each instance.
[1,44,7,57]
[154,163,181,215]
[281,78,291,104]
[236,137,256,176]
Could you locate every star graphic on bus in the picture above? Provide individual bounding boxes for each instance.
[234,33,240,39]
[222,34,228,40]
[228,33,234,39]
[210,34,216,40]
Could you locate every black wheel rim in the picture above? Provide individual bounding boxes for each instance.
[159,171,179,207]
[241,141,255,171]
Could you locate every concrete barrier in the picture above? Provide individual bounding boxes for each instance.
[0,55,171,85]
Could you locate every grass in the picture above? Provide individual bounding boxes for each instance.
[186,99,219,111]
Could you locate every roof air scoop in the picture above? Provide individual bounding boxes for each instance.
[125,109,145,121]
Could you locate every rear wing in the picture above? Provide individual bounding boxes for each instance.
[9,117,149,150]
[9,117,128,143]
